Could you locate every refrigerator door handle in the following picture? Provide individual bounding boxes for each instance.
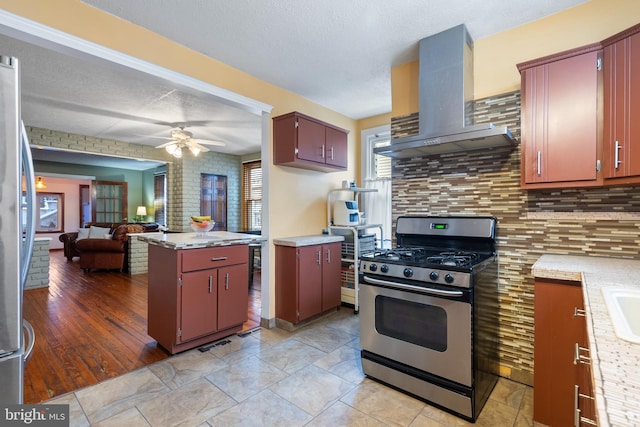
[20,121,36,286]
[23,319,35,363]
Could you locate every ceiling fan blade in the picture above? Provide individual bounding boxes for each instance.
[155,140,179,149]
[135,134,174,140]
[191,138,226,147]
[185,140,210,154]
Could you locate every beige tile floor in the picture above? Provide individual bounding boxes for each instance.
[48,309,533,426]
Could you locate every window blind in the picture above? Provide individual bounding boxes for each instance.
[153,173,166,225]
[373,139,391,179]
[242,161,262,231]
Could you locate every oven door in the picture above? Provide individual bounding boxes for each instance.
[359,275,472,387]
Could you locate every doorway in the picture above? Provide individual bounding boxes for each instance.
[79,184,90,227]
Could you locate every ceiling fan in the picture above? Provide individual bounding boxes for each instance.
[155,127,225,158]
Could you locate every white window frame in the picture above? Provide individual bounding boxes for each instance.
[361,125,391,181]
[361,124,392,248]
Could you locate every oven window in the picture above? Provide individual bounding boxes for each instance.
[375,295,447,352]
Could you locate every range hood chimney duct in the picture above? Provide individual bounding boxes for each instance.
[376,24,516,159]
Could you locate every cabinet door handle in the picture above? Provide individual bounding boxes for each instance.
[574,307,586,317]
[225,273,229,290]
[326,249,331,263]
[573,342,591,365]
[574,384,597,427]
[211,256,228,261]
[329,146,334,160]
[317,250,321,265]
[321,144,325,159]
[615,140,622,169]
[537,151,541,176]
[209,275,213,293]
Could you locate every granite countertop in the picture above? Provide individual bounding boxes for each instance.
[532,254,640,427]
[136,231,266,249]
[273,234,344,247]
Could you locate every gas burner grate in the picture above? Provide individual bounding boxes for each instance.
[426,251,480,267]
[366,248,427,262]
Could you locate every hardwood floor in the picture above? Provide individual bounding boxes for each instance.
[22,249,261,404]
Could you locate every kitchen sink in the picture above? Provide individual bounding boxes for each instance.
[601,287,640,344]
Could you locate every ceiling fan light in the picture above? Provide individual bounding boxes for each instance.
[173,146,183,158]
[165,143,178,155]
[189,145,201,156]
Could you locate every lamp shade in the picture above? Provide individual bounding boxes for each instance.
[136,206,147,216]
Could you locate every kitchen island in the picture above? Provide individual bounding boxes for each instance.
[142,231,265,354]
[532,255,640,427]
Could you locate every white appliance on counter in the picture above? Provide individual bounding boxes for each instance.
[0,55,37,404]
[333,200,359,226]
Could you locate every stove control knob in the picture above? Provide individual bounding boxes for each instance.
[429,271,439,281]
[380,264,389,273]
[445,273,455,284]
[403,268,413,278]
[369,264,377,272]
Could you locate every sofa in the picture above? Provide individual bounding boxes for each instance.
[75,224,133,272]
[74,223,160,272]
[59,222,159,262]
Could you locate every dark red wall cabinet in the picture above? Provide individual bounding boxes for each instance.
[273,112,348,172]
[518,46,602,189]
[603,26,640,183]
[518,23,640,190]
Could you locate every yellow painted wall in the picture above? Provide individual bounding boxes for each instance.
[392,0,640,116]
[0,0,360,319]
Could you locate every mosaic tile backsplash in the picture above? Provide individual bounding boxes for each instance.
[390,90,640,386]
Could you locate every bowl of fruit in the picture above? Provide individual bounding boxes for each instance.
[190,215,215,237]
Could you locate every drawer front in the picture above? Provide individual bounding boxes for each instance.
[181,245,248,272]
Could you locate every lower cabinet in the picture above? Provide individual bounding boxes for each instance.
[534,278,597,426]
[148,244,248,354]
[275,241,342,323]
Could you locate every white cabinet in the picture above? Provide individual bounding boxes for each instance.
[327,187,382,313]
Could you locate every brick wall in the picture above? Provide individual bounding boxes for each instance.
[128,234,152,275]
[27,126,242,234]
[390,91,640,386]
[25,238,50,289]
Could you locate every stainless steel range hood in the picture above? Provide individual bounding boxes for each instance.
[376,24,515,159]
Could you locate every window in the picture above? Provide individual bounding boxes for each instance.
[35,192,64,233]
[154,172,167,225]
[372,138,392,179]
[361,125,392,249]
[242,161,262,231]
[200,174,227,231]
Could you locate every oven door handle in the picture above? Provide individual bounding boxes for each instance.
[362,275,464,297]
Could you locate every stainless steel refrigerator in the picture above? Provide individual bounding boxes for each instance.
[0,55,36,404]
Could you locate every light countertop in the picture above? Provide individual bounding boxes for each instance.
[532,254,640,427]
[136,231,265,249]
[273,234,344,247]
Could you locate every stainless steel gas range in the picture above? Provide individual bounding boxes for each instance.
[359,215,499,422]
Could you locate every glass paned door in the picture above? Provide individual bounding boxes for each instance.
[91,180,128,223]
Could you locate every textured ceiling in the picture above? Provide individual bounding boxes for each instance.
[82,0,589,119]
[1,1,588,169]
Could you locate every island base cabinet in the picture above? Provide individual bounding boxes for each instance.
[147,243,248,354]
[180,269,218,342]
[218,263,250,331]
[275,242,342,324]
